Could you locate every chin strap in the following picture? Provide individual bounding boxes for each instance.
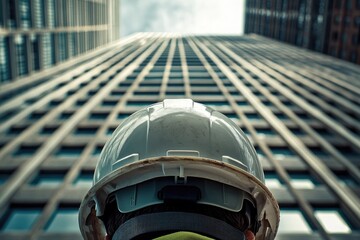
[112,212,245,240]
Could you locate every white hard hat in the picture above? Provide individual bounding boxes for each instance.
[79,99,279,239]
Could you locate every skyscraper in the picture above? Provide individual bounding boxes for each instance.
[0,0,121,83]
[0,34,359,239]
[245,0,360,65]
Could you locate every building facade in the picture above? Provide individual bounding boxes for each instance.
[0,34,359,239]
[0,0,121,83]
[245,0,360,65]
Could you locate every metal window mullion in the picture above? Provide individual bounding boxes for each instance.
[208,43,360,184]
[244,44,360,113]
[281,63,359,103]
[0,45,139,141]
[0,36,161,212]
[159,37,176,99]
[0,41,143,158]
[188,37,331,240]
[28,35,169,239]
[0,43,142,162]
[197,40,360,223]
[252,35,360,79]
[217,43,360,151]
[0,35,140,120]
[290,63,360,96]
[247,41,360,99]
[178,37,191,98]
[0,35,139,99]
[236,45,360,128]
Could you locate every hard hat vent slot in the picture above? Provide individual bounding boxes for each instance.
[158,185,201,203]
[167,150,200,157]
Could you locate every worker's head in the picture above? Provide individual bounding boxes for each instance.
[79,99,279,240]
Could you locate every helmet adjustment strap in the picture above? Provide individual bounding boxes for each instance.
[112,212,245,240]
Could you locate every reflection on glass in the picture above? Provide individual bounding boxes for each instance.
[315,209,351,233]
[278,209,312,233]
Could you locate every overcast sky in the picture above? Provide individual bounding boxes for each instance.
[120,0,245,37]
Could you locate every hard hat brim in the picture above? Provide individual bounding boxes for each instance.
[79,156,280,240]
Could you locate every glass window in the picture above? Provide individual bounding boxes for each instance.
[92,145,103,156]
[41,33,55,68]
[0,172,10,185]
[117,113,132,119]
[290,127,306,136]
[350,51,357,63]
[278,209,312,233]
[0,2,3,27]
[76,99,88,106]
[254,147,265,158]
[102,100,118,106]
[8,125,28,134]
[45,207,79,233]
[245,112,262,120]
[192,91,221,96]
[15,35,28,76]
[336,146,357,158]
[346,0,352,9]
[355,16,360,27]
[111,90,126,96]
[72,32,78,56]
[30,34,40,71]
[262,100,273,106]
[165,92,185,97]
[264,172,283,188]
[271,146,297,160]
[1,207,41,231]
[237,100,250,106]
[19,0,31,29]
[314,127,333,136]
[73,171,93,188]
[29,111,46,120]
[315,209,351,233]
[134,91,159,96]
[275,112,289,120]
[255,128,276,136]
[126,101,155,107]
[40,125,58,135]
[89,112,108,120]
[13,144,40,156]
[55,146,84,157]
[31,172,64,187]
[0,37,10,82]
[58,33,68,62]
[223,113,239,121]
[8,0,17,28]
[289,173,316,189]
[33,0,44,28]
[47,0,55,28]
[58,111,73,119]
[338,174,357,187]
[75,126,98,135]
[107,127,116,136]
[200,101,229,108]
